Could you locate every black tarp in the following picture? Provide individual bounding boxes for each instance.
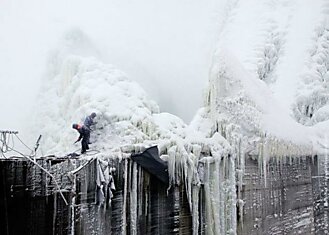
[131,146,169,185]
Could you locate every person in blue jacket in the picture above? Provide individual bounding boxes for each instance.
[72,124,90,154]
[84,112,97,131]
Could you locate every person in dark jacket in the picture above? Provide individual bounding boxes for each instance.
[72,124,90,154]
[84,112,97,131]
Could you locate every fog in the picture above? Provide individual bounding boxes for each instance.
[0,0,222,138]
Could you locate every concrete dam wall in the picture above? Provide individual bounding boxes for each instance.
[239,155,328,234]
[0,154,328,234]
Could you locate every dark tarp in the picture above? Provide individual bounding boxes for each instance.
[131,146,169,185]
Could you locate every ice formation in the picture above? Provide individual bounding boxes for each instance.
[293,20,329,126]
[27,1,329,234]
[27,29,239,234]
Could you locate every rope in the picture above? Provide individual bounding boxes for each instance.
[0,132,20,156]
[0,131,101,205]
[14,133,34,153]
[0,132,68,205]
[0,131,18,155]
[0,133,9,153]
[3,144,68,205]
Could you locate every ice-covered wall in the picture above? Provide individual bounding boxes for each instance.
[235,154,329,235]
[2,153,329,235]
[197,2,329,234]
[240,156,316,234]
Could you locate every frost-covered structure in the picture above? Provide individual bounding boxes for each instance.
[31,30,239,234]
[27,1,329,234]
